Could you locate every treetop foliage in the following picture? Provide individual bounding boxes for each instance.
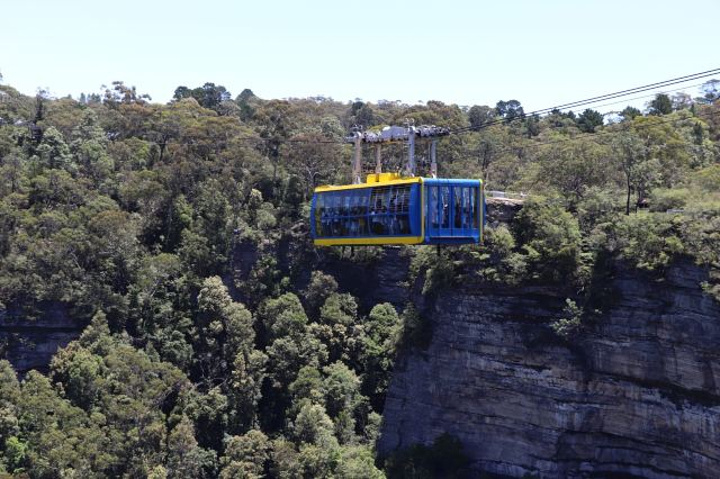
[0,75,719,477]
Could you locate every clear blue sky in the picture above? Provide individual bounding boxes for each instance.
[1,0,717,113]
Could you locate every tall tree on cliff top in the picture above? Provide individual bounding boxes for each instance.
[495,100,524,123]
[174,82,232,110]
[620,106,642,122]
[468,105,495,130]
[612,129,653,215]
[648,93,673,116]
[576,109,604,133]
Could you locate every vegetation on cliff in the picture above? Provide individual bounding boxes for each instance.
[0,77,719,477]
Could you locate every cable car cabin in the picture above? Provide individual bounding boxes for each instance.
[311,173,485,246]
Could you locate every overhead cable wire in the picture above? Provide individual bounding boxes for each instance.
[530,68,720,115]
[452,68,720,135]
[572,81,708,112]
[452,80,712,138]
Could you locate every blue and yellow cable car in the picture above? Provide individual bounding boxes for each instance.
[310,124,486,247]
[311,172,485,246]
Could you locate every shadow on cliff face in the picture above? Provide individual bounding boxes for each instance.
[0,301,85,374]
[316,246,412,314]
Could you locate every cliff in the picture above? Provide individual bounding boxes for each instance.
[4,200,720,478]
[378,260,720,478]
[0,302,84,374]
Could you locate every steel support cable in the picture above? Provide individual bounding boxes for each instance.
[453,68,720,135]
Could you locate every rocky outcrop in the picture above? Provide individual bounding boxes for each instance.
[486,197,523,226]
[379,261,720,478]
[0,302,84,374]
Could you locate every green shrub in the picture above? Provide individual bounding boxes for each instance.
[576,186,623,230]
[550,299,583,339]
[689,164,720,192]
[649,188,691,212]
[462,226,527,285]
[512,199,584,284]
[409,246,456,295]
[600,213,685,271]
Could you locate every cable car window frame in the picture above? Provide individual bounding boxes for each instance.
[314,184,416,239]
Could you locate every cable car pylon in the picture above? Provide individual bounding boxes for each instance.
[349,124,449,183]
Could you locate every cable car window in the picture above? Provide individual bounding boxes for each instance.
[391,185,410,235]
[429,187,439,229]
[314,184,420,239]
[359,192,367,216]
[454,187,462,228]
[322,196,331,237]
[315,195,324,235]
[370,189,382,215]
[348,216,359,236]
[335,193,342,216]
[370,210,384,235]
[441,186,450,228]
[340,192,350,216]
[462,188,471,229]
[354,192,363,215]
[457,188,464,229]
[359,191,368,216]
[370,187,385,235]
[471,188,478,229]
[326,194,334,216]
[324,194,331,216]
[358,215,368,236]
[349,194,357,215]
[399,215,410,234]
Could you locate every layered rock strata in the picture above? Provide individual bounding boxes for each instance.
[379,262,720,478]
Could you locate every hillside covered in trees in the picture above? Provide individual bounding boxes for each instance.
[0,76,719,478]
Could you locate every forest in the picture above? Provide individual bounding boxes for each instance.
[0,75,719,478]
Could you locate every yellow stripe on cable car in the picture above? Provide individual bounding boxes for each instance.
[314,235,424,246]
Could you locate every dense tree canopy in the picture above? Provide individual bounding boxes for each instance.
[0,75,718,477]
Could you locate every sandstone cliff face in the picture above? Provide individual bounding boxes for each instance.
[0,302,83,374]
[379,261,720,478]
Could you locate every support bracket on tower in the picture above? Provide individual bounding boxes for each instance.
[375,144,382,174]
[430,139,438,178]
[352,131,363,184]
[346,125,449,181]
[405,126,417,177]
